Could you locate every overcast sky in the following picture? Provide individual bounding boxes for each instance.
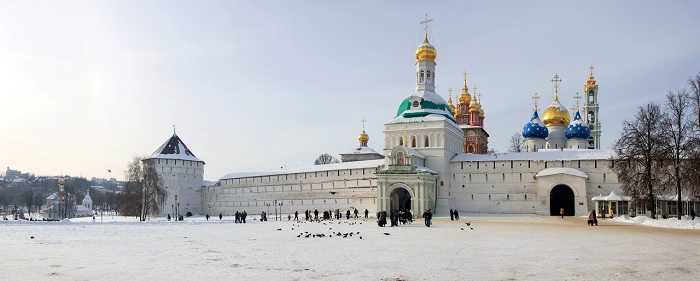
[2,1,699,181]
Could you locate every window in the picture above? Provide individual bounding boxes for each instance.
[412,101,419,108]
[411,137,416,148]
[399,137,404,146]
[396,151,405,166]
[424,136,429,147]
[588,91,594,103]
[426,71,432,84]
[420,70,425,83]
[588,111,595,123]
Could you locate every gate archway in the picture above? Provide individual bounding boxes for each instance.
[550,185,575,216]
[390,187,411,212]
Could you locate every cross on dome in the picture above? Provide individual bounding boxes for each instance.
[532,93,540,111]
[361,118,366,130]
[420,13,433,40]
[551,74,562,101]
[573,92,582,111]
[589,65,595,77]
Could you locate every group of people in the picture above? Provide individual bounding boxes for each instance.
[234,211,247,223]
[376,210,413,227]
[449,209,460,220]
[296,208,369,222]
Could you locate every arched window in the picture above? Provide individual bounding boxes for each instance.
[424,136,429,147]
[426,71,432,84]
[396,151,405,166]
[588,91,594,103]
[411,136,416,148]
[399,137,404,146]
[420,70,425,83]
[588,111,595,123]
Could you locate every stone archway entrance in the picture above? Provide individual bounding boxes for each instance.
[550,185,575,216]
[390,188,411,212]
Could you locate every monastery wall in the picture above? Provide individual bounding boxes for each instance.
[154,158,204,215]
[203,167,379,216]
[448,159,621,214]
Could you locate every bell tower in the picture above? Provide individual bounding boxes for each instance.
[582,66,601,149]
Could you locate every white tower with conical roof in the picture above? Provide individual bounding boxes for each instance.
[148,128,205,217]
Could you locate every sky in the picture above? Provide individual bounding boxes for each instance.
[2,1,700,181]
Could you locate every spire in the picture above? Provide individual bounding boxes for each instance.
[358,118,369,147]
[532,93,540,112]
[173,124,176,135]
[551,74,561,101]
[420,13,433,43]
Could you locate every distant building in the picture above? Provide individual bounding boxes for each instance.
[5,167,21,179]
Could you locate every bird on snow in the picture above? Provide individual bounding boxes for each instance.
[460,228,464,230]
[383,233,391,235]
[465,221,471,226]
[277,228,282,231]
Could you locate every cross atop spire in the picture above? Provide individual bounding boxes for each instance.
[551,74,562,101]
[573,92,581,111]
[532,93,540,111]
[173,125,176,135]
[589,65,594,77]
[361,118,366,131]
[420,13,433,42]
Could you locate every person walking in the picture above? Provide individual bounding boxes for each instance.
[346,209,351,219]
[560,207,565,218]
[454,209,459,220]
[219,213,222,220]
[422,209,432,227]
[294,211,299,221]
[691,208,696,220]
[206,214,210,221]
[354,208,359,218]
[450,209,454,221]
[364,209,369,218]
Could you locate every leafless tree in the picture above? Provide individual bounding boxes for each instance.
[612,102,667,219]
[314,154,340,165]
[662,89,696,219]
[508,132,524,153]
[123,156,167,221]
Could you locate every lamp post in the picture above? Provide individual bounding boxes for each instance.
[58,179,65,220]
[279,202,283,221]
[175,195,179,221]
[266,203,270,221]
[274,200,277,221]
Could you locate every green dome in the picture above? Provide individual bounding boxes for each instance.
[395,92,456,123]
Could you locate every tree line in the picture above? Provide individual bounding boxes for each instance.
[612,73,700,219]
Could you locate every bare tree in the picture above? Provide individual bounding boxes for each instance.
[314,154,340,165]
[123,156,167,221]
[612,102,667,219]
[661,89,696,219]
[689,73,700,130]
[508,132,524,153]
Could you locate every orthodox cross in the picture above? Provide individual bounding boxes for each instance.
[551,74,561,93]
[361,118,366,131]
[420,13,433,36]
[573,92,582,111]
[532,93,540,111]
[448,88,453,101]
[589,65,594,77]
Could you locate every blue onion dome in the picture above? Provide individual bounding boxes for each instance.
[522,111,549,139]
[565,111,591,139]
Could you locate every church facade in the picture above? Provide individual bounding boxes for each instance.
[151,24,626,218]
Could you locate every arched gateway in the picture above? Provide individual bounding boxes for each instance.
[390,188,411,212]
[550,185,575,216]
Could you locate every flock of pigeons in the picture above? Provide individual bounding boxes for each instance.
[270,219,474,240]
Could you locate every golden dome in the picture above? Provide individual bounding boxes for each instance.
[542,97,570,127]
[469,98,480,111]
[479,107,485,117]
[358,130,369,143]
[58,179,65,185]
[415,34,437,61]
[458,74,471,104]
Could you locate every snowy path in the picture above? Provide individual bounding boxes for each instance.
[1,215,698,280]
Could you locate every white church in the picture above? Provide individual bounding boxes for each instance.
[146,23,639,219]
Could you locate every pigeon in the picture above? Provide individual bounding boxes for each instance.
[383,233,391,235]
[460,228,464,230]
[277,228,282,231]
[359,236,362,239]
[465,221,471,226]
[30,236,34,239]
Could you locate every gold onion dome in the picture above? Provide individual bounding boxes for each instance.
[479,105,485,117]
[458,78,471,104]
[358,130,369,142]
[542,96,570,127]
[469,98,480,111]
[415,34,437,61]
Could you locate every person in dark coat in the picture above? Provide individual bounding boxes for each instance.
[691,208,696,220]
[346,209,351,219]
[219,213,222,220]
[354,209,359,218]
[206,214,210,221]
[364,209,369,218]
[450,209,454,221]
[422,209,432,227]
[294,211,299,221]
[454,209,459,220]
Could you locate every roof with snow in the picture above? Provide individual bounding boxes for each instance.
[592,191,631,201]
[565,111,591,139]
[342,146,381,155]
[535,168,588,178]
[394,90,456,123]
[451,149,615,162]
[149,133,204,163]
[522,111,549,139]
[220,159,385,180]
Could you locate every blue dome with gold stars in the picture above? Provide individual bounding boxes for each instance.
[522,111,549,139]
[565,111,591,139]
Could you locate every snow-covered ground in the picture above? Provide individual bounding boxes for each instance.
[1,214,698,280]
